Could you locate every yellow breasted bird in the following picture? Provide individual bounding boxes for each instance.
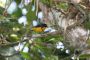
[32,23,47,33]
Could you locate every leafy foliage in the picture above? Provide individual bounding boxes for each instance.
[0,0,90,60]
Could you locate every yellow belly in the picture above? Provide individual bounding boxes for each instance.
[32,27,46,33]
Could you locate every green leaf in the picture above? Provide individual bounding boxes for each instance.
[57,2,68,11]
[84,22,90,29]
[20,52,31,60]
[0,7,4,15]
[80,54,90,59]
[8,33,19,42]
[11,8,22,19]
[26,3,37,24]
[40,0,50,7]
[14,0,21,5]
[45,55,58,60]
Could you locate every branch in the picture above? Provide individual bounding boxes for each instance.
[0,52,19,57]
[0,30,62,47]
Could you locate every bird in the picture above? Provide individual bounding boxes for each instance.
[31,20,56,33]
[32,23,47,33]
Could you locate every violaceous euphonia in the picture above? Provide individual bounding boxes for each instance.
[32,23,47,33]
